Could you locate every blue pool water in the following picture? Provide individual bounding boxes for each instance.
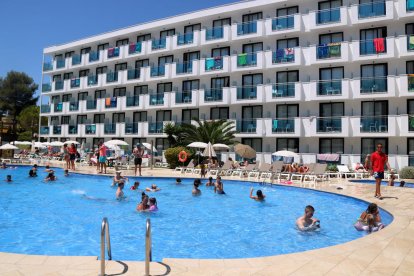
[349,179,414,188]
[0,166,393,261]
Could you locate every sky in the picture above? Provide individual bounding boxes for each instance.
[0,0,236,98]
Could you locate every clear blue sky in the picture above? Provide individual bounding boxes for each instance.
[0,0,236,97]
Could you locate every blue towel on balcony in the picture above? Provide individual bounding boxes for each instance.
[408,0,414,10]
[114,47,120,56]
[273,120,278,130]
[214,57,222,69]
[318,44,328,58]
[108,48,114,58]
[205,58,215,70]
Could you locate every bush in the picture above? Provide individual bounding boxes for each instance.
[399,166,414,179]
[164,147,192,169]
[327,164,338,172]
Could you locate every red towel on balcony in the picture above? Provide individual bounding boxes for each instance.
[373,38,385,53]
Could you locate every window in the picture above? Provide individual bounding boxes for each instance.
[213,18,231,27]
[182,80,199,92]
[64,51,74,58]
[211,77,230,89]
[95,90,106,99]
[61,116,70,125]
[274,6,298,30]
[183,51,200,62]
[277,104,298,118]
[361,63,388,92]
[242,106,263,119]
[113,87,126,97]
[112,113,125,123]
[319,67,344,95]
[242,42,263,53]
[160,29,175,38]
[277,38,299,49]
[158,55,173,66]
[51,116,59,125]
[211,107,229,120]
[359,0,386,18]
[211,47,230,57]
[62,94,72,102]
[93,114,105,124]
[133,111,147,122]
[116,38,129,47]
[81,47,91,55]
[51,95,60,103]
[242,74,263,86]
[277,6,298,16]
[63,72,73,80]
[137,34,151,42]
[136,59,149,68]
[115,63,127,72]
[320,138,344,153]
[182,109,199,123]
[96,66,107,75]
[156,110,172,121]
[78,92,88,101]
[320,102,344,117]
[361,101,388,132]
[277,138,299,152]
[133,138,147,146]
[277,70,299,83]
[242,12,262,22]
[361,138,388,160]
[53,75,61,81]
[319,32,343,44]
[320,67,343,81]
[362,100,388,116]
[184,24,201,34]
[76,138,86,146]
[156,138,170,151]
[407,61,414,74]
[409,138,414,166]
[134,85,148,95]
[157,83,172,93]
[98,43,109,51]
[406,23,414,35]
[77,115,87,124]
[360,27,387,55]
[79,69,89,77]
[317,0,342,24]
[241,138,262,152]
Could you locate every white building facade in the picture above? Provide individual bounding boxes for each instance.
[40,0,414,169]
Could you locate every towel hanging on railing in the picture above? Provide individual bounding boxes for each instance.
[373,38,385,53]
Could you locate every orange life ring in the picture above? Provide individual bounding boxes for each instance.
[178,151,188,163]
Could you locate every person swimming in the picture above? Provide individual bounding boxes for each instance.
[116,182,125,200]
[137,193,149,211]
[45,165,53,173]
[146,184,160,192]
[29,165,38,177]
[64,169,69,177]
[192,179,201,195]
[45,171,57,181]
[1,162,7,169]
[130,181,140,191]
[400,181,406,187]
[206,176,214,187]
[214,176,225,194]
[176,178,182,184]
[250,187,265,201]
[5,175,12,182]
[296,205,320,231]
[112,171,128,187]
[354,203,384,233]
[149,197,158,212]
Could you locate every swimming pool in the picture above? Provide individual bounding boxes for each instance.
[349,179,414,188]
[0,166,393,261]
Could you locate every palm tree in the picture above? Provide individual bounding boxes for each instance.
[163,122,183,147]
[180,119,237,146]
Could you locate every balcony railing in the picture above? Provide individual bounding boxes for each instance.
[127,68,140,80]
[107,47,120,58]
[40,105,51,113]
[68,125,78,134]
[316,43,341,59]
[125,123,139,134]
[152,38,167,50]
[87,75,98,86]
[176,62,193,74]
[206,27,224,40]
[72,54,81,66]
[126,96,139,107]
[408,0,414,11]
[272,48,295,64]
[43,62,53,71]
[106,71,118,83]
[360,116,388,132]
[237,21,257,35]
[42,83,51,92]
[40,126,49,135]
[237,52,257,67]
[360,38,387,55]
[69,102,79,111]
[56,59,65,69]
[54,80,64,91]
[149,94,164,105]
[317,80,342,95]
[177,33,194,45]
[358,1,386,18]
[86,100,97,110]
[237,86,257,100]
[104,124,116,134]
[175,92,192,103]
[85,124,96,134]
[70,78,80,88]
[129,42,142,55]
[204,89,223,102]
[316,7,341,24]
[360,77,387,93]
[272,83,295,98]
[409,75,414,91]
[150,66,165,77]
[272,119,295,133]
[272,15,295,30]
[148,122,164,134]
[53,125,62,135]
[236,120,257,133]
[205,57,223,71]
[89,51,99,62]
[105,97,117,108]
[317,117,342,132]
[54,103,63,112]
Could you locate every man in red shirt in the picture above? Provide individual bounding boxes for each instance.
[370,143,390,199]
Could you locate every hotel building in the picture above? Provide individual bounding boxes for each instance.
[40,0,414,169]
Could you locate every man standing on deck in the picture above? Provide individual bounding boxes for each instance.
[99,142,108,174]
[133,144,144,176]
[370,143,390,199]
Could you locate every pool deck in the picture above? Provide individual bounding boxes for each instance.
[1,162,413,275]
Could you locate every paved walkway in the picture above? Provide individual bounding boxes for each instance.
[0,162,413,275]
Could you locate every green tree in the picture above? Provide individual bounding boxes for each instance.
[17,106,46,139]
[0,71,38,139]
[180,119,237,146]
[17,131,32,141]
[163,122,186,147]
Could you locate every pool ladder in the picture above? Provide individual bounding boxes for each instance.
[145,218,152,276]
[100,217,112,276]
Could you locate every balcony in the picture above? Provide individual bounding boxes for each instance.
[265,83,302,102]
[399,115,414,136]
[86,100,97,110]
[316,8,341,24]
[104,124,116,135]
[104,97,117,109]
[106,71,118,83]
[237,86,258,100]
[399,0,414,17]
[265,48,302,68]
[358,1,386,18]
[237,52,256,67]
[271,119,296,133]
[70,78,80,89]
[42,83,51,92]
[40,126,50,135]
[360,116,389,133]
[175,91,192,104]
[53,125,62,135]
[54,80,64,91]
[237,21,257,36]
[127,68,141,80]
[148,122,164,134]
[398,75,414,97]
[318,80,342,96]
[264,118,301,136]
[53,103,63,113]
[199,88,230,106]
[360,38,386,55]
[88,51,100,63]
[149,94,164,106]
[272,48,295,64]
[150,66,165,77]
[231,52,263,72]
[265,14,301,35]
[87,75,98,86]
[177,33,194,46]
[85,124,97,135]
[200,56,229,75]
[352,37,395,61]
[128,42,142,55]
[236,120,258,133]
[351,0,394,24]
[125,122,139,135]
[232,20,263,40]
[43,62,53,71]
[56,58,65,69]
[316,43,341,59]
[201,25,230,45]
[68,102,79,112]
[40,105,51,113]
[71,54,82,66]
[205,27,224,41]
[107,47,120,59]
[68,125,78,135]
[126,96,140,107]
[360,77,388,95]
[316,117,342,133]
[306,79,350,100]
[176,62,193,74]
[397,35,414,57]
[152,38,167,50]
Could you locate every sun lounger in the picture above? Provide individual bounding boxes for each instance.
[247,162,261,178]
[218,161,234,176]
[303,163,328,183]
[337,165,363,179]
[174,159,194,173]
[270,161,284,181]
[259,163,273,179]
[291,163,316,182]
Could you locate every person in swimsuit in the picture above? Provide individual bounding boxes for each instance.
[45,171,57,181]
[29,164,38,177]
[99,143,108,174]
[130,181,140,191]
[214,176,225,194]
[296,205,320,231]
[5,175,12,182]
[64,170,69,177]
[206,176,214,187]
[133,144,144,176]
[354,203,384,232]
[45,165,53,173]
[68,143,77,171]
[149,197,158,212]
[192,179,202,195]
[112,171,128,186]
[370,143,391,199]
[116,182,125,200]
[250,187,265,201]
[176,178,182,184]
[137,193,149,211]
[63,144,70,170]
[146,184,160,192]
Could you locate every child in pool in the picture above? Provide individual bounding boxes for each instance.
[45,171,57,181]
[388,171,396,186]
[250,187,265,201]
[206,176,214,187]
[137,193,149,211]
[296,205,320,231]
[146,184,160,192]
[64,170,69,177]
[130,181,140,191]
[192,179,201,195]
[149,197,158,212]
[354,203,384,232]
[176,178,182,184]
[116,182,125,200]
[5,175,12,182]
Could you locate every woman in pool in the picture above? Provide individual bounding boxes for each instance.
[192,179,201,195]
[149,197,158,212]
[146,184,160,192]
[250,187,265,201]
[296,205,320,231]
[116,182,125,200]
[45,165,53,173]
[130,181,140,191]
[45,171,57,181]
[354,203,384,232]
[214,176,225,194]
[137,193,149,211]
[206,176,214,187]
[29,164,38,177]
[112,171,128,186]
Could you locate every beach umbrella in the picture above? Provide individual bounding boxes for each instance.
[105,139,128,146]
[11,141,32,145]
[234,144,256,159]
[203,142,216,158]
[63,140,80,145]
[42,142,52,146]
[187,142,208,148]
[272,150,298,157]
[32,142,46,149]
[213,143,230,150]
[50,141,64,147]
[0,143,19,150]
[142,142,157,152]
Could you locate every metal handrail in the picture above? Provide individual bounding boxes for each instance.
[100,217,112,276]
[145,218,152,276]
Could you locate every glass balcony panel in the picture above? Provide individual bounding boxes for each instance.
[316,8,340,24]
[205,57,223,71]
[317,80,342,95]
[126,96,139,107]
[53,125,62,135]
[42,83,51,92]
[236,120,257,133]
[316,43,341,59]
[69,102,79,111]
[55,80,64,90]
[176,62,193,74]
[43,62,53,71]
[360,77,387,93]
[150,66,165,77]
[272,15,294,30]
[85,124,96,134]
[204,89,223,102]
[70,78,80,88]
[54,103,63,112]
[68,125,78,134]
[89,51,99,62]
[72,54,81,66]
[148,122,164,133]
[56,59,65,69]
[152,38,167,50]
[237,52,257,67]
[106,71,118,83]
[237,21,257,35]
[409,75,414,91]
[104,124,116,135]
[408,0,414,11]
[237,86,257,100]
[105,97,117,108]
[107,47,120,58]
[125,123,139,134]
[409,115,414,132]
[128,42,142,54]
[127,68,140,80]
[360,116,388,132]
[177,33,194,45]
[358,1,386,18]
[317,117,342,132]
[175,92,192,104]
[87,75,98,86]
[272,48,295,64]
[149,94,164,105]
[206,27,224,40]
[360,39,387,55]
[272,83,295,98]
[86,100,97,110]
[40,126,49,135]
[40,105,51,113]
[272,119,295,133]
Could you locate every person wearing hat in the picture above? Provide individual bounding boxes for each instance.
[112,171,128,187]
[133,144,144,176]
